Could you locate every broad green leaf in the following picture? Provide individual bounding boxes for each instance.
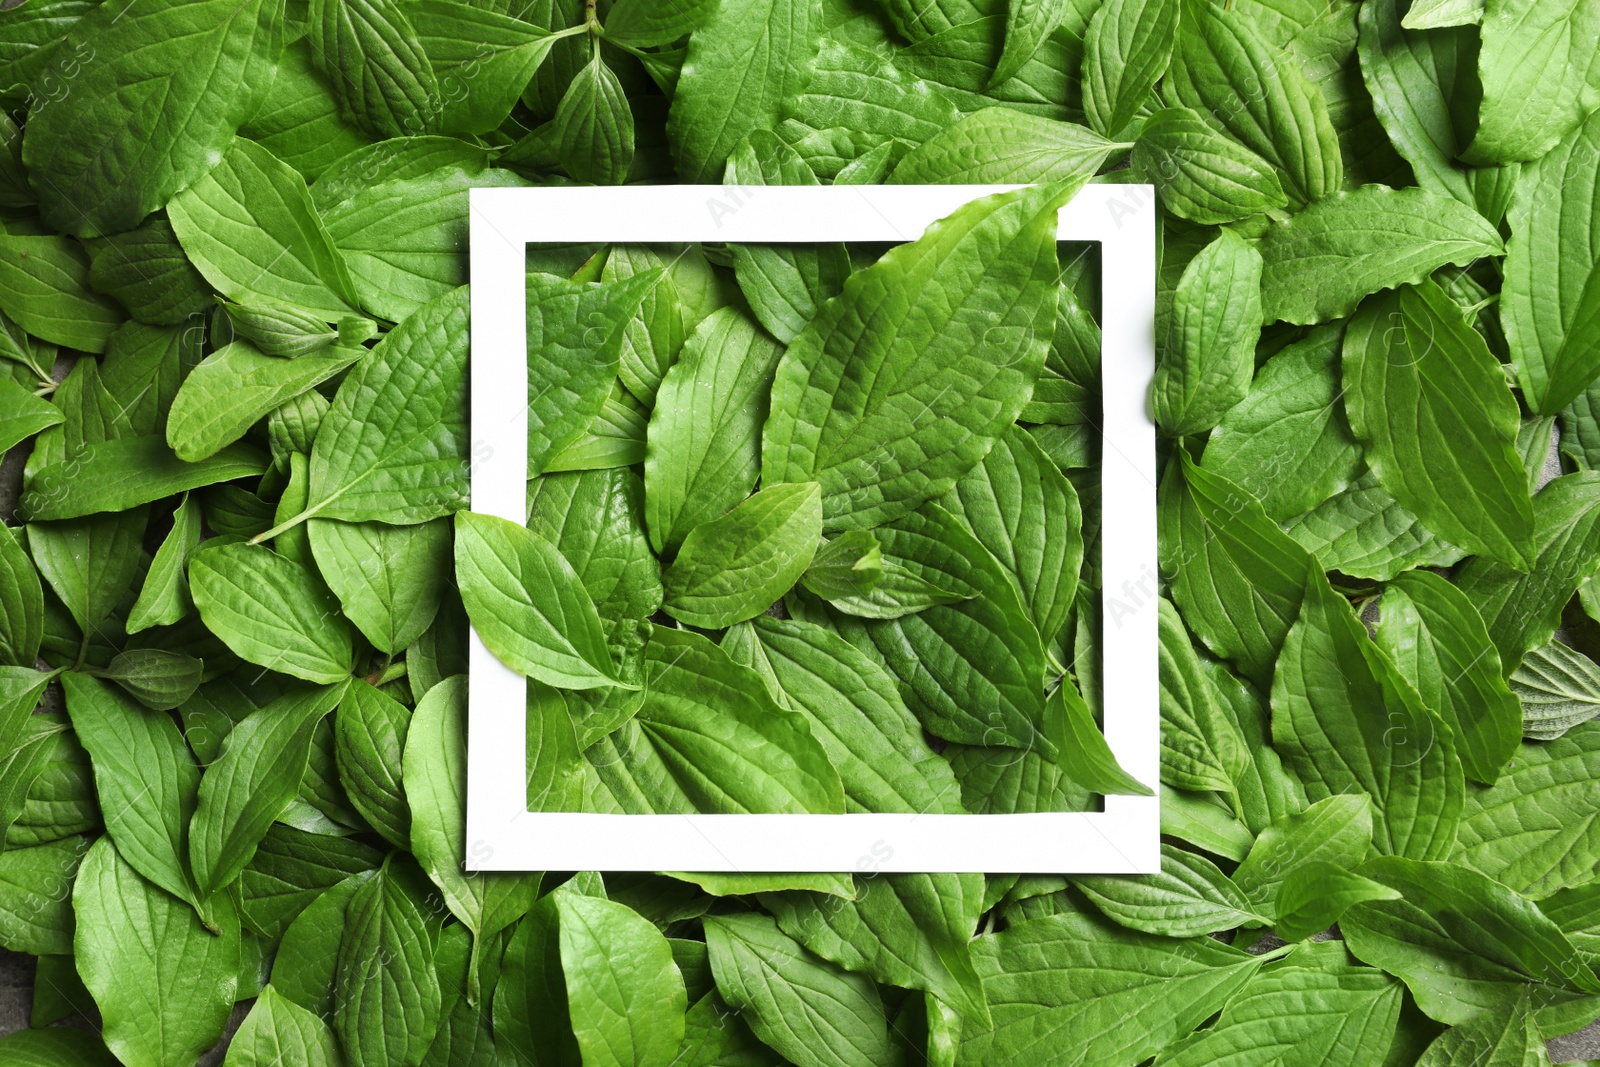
[1344,282,1534,569]
[1454,723,1600,898]
[1232,793,1377,908]
[88,218,214,328]
[1377,570,1521,784]
[224,302,341,358]
[323,166,527,323]
[100,649,203,711]
[309,517,450,655]
[1273,863,1401,943]
[0,375,63,454]
[29,508,146,642]
[271,870,374,1019]
[605,0,717,46]
[20,0,281,236]
[557,50,635,185]
[1202,325,1362,521]
[1046,680,1153,798]
[0,524,43,667]
[781,39,960,159]
[237,35,370,180]
[309,0,439,139]
[1158,599,1251,799]
[332,682,411,850]
[168,138,360,321]
[667,0,816,181]
[1272,571,1465,861]
[1132,107,1289,225]
[706,912,893,1067]
[763,182,1066,531]
[292,286,468,527]
[958,910,1263,1067]
[1169,0,1341,207]
[663,482,823,629]
[1343,856,1600,1028]
[799,532,883,601]
[168,342,361,463]
[410,0,565,135]
[1455,473,1600,672]
[1159,451,1313,689]
[1510,640,1600,739]
[73,837,241,1067]
[1072,843,1267,938]
[528,467,661,621]
[1258,186,1504,325]
[890,109,1123,184]
[190,683,344,898]
[1082,0,1176,138]
[0,835,91,955]
[22,436,268,521]
[61,674,200,907]
[454,511,626,690]
[1151,940,1401,1066]
[1405,0,1485,27]
[1464,0,1600,165]
[127,494,203,634]
[941,426,1081,648]
[1282,468,1465,581]
[310,136,490,213]
[405,676,538,975]
[238,823,380,940]
[97,322,201,437]
[0,1027,118,1067]
[991,0,1070,88]
[645,306,785,553]
[492,890,580,1067]
[1503,112,1600,415]
[555,889,688,1067]
[1415,987,1548,1067]
[740,616,961,815]
[335,862,443,1067]
[224,985,343,1067]
[0,234,125,353]
[191,543,354,685]
[1153,228,1263,437]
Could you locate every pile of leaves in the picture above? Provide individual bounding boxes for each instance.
[0,0,1598,1065]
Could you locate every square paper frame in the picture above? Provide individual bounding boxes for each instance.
[466,184,1158,874]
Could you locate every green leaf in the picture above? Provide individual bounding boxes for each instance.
[1258,186,1505,326]
[309,0,439,139]
[1405,0,1485,28]
[1455,473,1600,673]
[1416,987,1547,1067]
[1152,228,1263,437]
[1344,282,1534,569]
[1232,793,1377,908]
[167,342,361,463]
[237,35,370,180]
[960,910,1264,1067]
[1275,864,1402,943]
[331,682,410,849]
[1169,0,1341,207]
[1073,843,1267,938]
[0,524,43,667]
[0,375,63,454]
[126,494,203,635]
[61,674,200,907]
[1132,106,1289,225]
[1377,570,1521,784]
[1159,450,1313,689]
[664,482,822,629]
[1046,680,1153,797]
[1272,571,1465,861]
[528,468,662,622]
[0,1027,119,1067]
[645,306,785,553]
[168,138,360,321]
[29,508,147,641]
[190,683,344,898]
[88,217,215,328]
[22,436,269,521]
[19,0,281,236]
[1282,468,1465,581]
[454,511,627,690]
[1082,0,1176,138]
[1464,0,1600,165]
[1150,940,1402,1065]
[605,0,716,46]
[0,234,125,353]
[1158,598,1250,798]
[1202,326,1361,521]
[890,109,1123,184]
[224,985,343,1067]
[238,824,380,941]
[667,0,816,181]
[410,0,564,135]
[308,517,450,655]
[271,869,374,1019]
[0,835,91,955]
[1454,723,1600,898]
[555,889,688,1067]
[706,912,893,1067]
[1510,639,1600,739]
[763,182,1066,531]
[799,532,883,602]
[191,543,354,685]
[100,649,203,711]
[404,676,538,974]
[74,837,241,1066]
[1503,112,1600,415]
[557,50,635,185]
[335,861,443,1067]
[781,39,960,160]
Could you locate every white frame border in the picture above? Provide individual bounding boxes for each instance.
[467,184,1158,874]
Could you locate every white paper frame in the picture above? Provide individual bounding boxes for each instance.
[466,184,1158,874]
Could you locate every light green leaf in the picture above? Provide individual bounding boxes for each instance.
[605,0,717,46]
[1510,639,1600,739]
[0,834,91,955]
[88,217,214,328]
[100,649,203,711]
[1282,468,1465,581]
[411,0,564,135]
[224,985,343,1067]
[0,523,43,667]
[891,109,1122,184]
[271,870,374,1019]
[663,482,823,629]
[1158,598,1251,798]
[168,342,362,463]
[309,0,439,139]
[1273,861,1401,942]
[1405,0,1485,28]
[333,681,410,849]
[557,49,635,185]
[308,517,450,655]
[1344,282,1534,569]
[1232,793,1377,908]
[168,137,361,321]
[0,234,124,353]
[1082,0,1176,138]
[1153,228,1263,437]
[763,182,1066,531]
[1073,843,1266,938]
[1416,987,1548,1067]
[191,543,354,685]
[0,375,63,454]
[798,532,883,602]
[22,436,267,522]
[0,1022,119,1067]
[1046,680,1153,797]
[1258,185,1504,325]
[238,36,370,181]
[73,837,241,1067]
[528,468,661,621]
[1131,106,1289,225]
[126,494,203,634]
[1464,0,1600,165]
[334,861,443,1067]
